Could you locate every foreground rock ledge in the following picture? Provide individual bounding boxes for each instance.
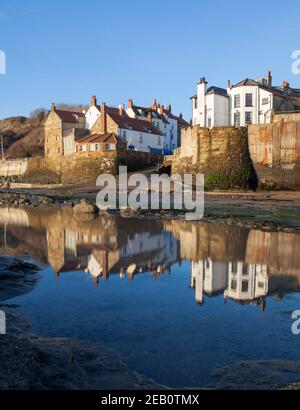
[0,331,165,390]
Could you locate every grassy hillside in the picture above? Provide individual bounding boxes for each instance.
[0,115,45,159]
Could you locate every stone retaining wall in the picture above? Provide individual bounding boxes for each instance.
[0,151,163,186]
[172,126,257,190]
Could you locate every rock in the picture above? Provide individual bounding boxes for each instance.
[212,360,300,390]
[73,201,98,215]
[0,257,40,301]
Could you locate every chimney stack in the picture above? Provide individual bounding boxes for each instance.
[128,98,133,109]
[227,80,232,89]
[100,102,107,133]
[166,104,171,112]
[198,77,207,85]
[152,99,158,110]
[118,104,124,116]
[51,103,56,112]
[266,71,272,87]
[158,104,164,115]
[282,80,290,90]
[91,95,97,107]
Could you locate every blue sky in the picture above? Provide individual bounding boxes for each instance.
[0,0,300,120]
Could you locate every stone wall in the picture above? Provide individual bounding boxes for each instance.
[248,119,300,189]
[172,126,257,190]
[273,112,300,123]
[0,159,29,177]
[0,151,162,186]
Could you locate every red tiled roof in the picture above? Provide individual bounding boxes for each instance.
[107,110,163,135]
[54,109,85,123]
[76,132,126,145]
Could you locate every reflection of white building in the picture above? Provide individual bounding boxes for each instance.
[190,259,269,307]
[119,231,178,268]
[190,259,228,304]
[190,261,205,304]
[87,253,103,278]
[225,261,268,302]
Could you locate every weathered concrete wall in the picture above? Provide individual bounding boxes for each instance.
[248,120,300,188]
[172,126,257,190]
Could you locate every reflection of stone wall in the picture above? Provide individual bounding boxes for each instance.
[0,206,299,288]
[163,220,249,262]
[246,230,300,279]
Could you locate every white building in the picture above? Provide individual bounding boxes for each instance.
[85,97,164,154]
[191,71,300,127]
[126,99,189,154]
[191,79,229,127]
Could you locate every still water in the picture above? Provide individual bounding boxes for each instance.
[1,206,300,387]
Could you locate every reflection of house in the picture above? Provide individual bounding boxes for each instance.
[44,214,179,284]
[225,261,268,303]
[190,259,268,308]
[190,259,228,304]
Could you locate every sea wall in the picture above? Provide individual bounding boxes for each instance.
[172,126,257,190]
[248,119,300,189]
[0,151,162,186]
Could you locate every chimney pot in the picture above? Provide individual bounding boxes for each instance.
[282,80,289,89]
[128,98,133,109]
[51,103,56,112]
[266,71,272,87]
[118,104,124,116]
[227,80,232,89]
[91,95,97,107]
[152,99,158,110]
[166,104,171,112]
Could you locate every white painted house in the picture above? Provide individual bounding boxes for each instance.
[126,99,189,154]
[191,78,229,127]
[85,97,163,154]
[85,95,101,129]
[192,71,300,127]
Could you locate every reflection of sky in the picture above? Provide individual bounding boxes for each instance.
[1,207,300,387]
[9,262,300,388]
